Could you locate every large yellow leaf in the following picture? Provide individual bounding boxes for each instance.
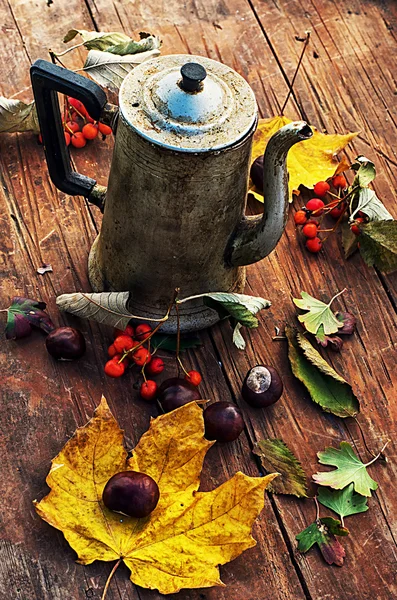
[250,115,357,201]
[34,397,277,594]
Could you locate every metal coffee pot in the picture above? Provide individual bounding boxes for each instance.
[31,55,312,332]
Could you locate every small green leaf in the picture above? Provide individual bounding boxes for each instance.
[293,290,345,335]
[296,517,348,566]
[253,439,308,497]
[63,29,131,50]
[359,220,397,274]
[351,156,376,188]
[313,442,378,497]
[286,327,359,418]
[318,484,368,524]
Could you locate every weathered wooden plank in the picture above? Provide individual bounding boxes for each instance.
[0,2,307,598]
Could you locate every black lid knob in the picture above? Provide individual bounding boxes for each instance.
[180,63,207,92]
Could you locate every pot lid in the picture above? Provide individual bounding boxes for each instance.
[119,54,257,152]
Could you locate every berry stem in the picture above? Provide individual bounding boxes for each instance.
[321,205,348,243]
[175,300,181,376]
[121,289,180,363]
[101,558,121,600]
[48,49,67,69]
[280,31,311,115]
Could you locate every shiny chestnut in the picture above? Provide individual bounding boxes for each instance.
[102,471,159,518]
[242,365,283,408]
[45,326,86,360]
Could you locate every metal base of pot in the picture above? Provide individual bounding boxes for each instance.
[88,236,246,333]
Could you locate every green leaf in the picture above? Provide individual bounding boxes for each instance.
[0,97,39,134]
[293,290,345,335]
[351,156,376,188]
[63,29,131,50]
[358,220,397,274]
[313,442,378,497]
[106,35,161,56]
[341,221,359,259]
[180,292,270,329]
[350,188,393,222]
[253,439,308,497]
[5,297,55,339]
[286,327,359,418]
[318,484,368,524]
[296,517,348,566]
[150,333,202,352]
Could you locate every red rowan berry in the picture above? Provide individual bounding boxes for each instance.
[140,380,158,401]
[294,210,308,225]
[305,237,323,253]
[313,181,330,197]
[306,198,325,215]
[185,370,202,386]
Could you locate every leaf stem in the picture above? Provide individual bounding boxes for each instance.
[101,558,121,600]
[353,416,378,459]
[327,288,347,307]
[364,440,390,467]
[314,495,320,521]
[54,41,86,57]
[280,31,311,115]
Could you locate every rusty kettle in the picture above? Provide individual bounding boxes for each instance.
[31,55,312,332]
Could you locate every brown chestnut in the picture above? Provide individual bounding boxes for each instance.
[102,471,159,518]
[250,155,264,192]
[158,377,201,413]
[242,365,283,408]
[45,326,86,360]
[203,402,244,443]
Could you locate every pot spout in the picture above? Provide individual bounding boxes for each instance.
[226,121,313,267]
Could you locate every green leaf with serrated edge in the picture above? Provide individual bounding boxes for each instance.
[358,220,397,274]
[293,290,344,335]
[253,439,308,497]
[150,333,202,352]
[341,221,359,259]
[296,517,348,566]
[313,442,378,497]
[180,292,270,329]
[318,484,368,524]
[350,188,393,222]
[286,327,359,418]
[63,29,131,49]
[351,156,376,188]
[106,36,161,56]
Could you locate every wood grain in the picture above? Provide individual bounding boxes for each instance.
[0,0,396,599]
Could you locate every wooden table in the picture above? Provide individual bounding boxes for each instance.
[1,1,397,598]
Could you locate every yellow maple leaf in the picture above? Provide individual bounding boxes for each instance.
[34,397,277,595]
[249,115,358,201]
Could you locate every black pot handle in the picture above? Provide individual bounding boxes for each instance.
[30,59,107,198]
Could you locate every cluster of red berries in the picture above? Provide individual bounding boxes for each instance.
[38,96,112,149]
[104,323,202,402]
[293,174,367,253]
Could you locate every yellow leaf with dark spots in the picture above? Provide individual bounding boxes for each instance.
[34,397,277,594]
[249,115,357,201]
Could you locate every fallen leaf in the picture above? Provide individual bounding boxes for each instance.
[0,97,39,134]
[150,333,202,352]
[84,48,161,92]
[232,322,246,349]
[358,220,397,274]
[315,312,356,349]
[37,264,53,275]
[293,289,345,336]
[350,188,393,222]
[35,398,277,594]
[5,297,55,339]
[341,221,359,259]
[335,311,356,335]
[57,291,132,329]
[286,327,359,418]
[351,155,376,188]
[317,484,368,526]
[313,442,378,497]
[250,116,357,200]
[296,517,348,566]
[253,439,308,497]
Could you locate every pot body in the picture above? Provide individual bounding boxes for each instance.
[88,113,255,332]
